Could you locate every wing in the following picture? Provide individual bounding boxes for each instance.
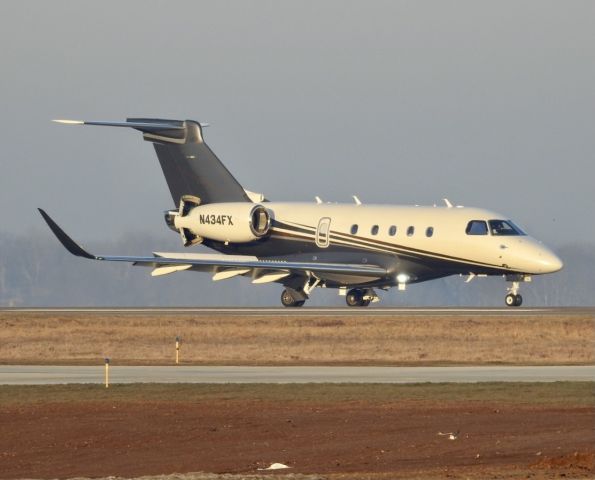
[39,209,387,282]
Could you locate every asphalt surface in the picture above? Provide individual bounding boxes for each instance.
[2,307,594,317]
[0,365,593,385]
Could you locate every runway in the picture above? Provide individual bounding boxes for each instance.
[0,365,593,385]
[2,306,594,317]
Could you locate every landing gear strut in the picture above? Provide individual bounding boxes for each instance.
[345,288,373,307]
[281,288,305,307]
[505,280,523,307]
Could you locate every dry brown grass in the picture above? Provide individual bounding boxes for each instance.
[0,311,593,365]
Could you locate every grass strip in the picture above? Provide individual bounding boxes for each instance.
[0,382,592,406]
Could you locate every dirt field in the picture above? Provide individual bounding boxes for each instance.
[0,310,593,365]
[0,383,593,480]
[1,311,593,479]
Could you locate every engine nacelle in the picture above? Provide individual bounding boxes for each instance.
[173,202,271,244]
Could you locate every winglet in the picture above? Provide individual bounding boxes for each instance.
[37,209,98,260]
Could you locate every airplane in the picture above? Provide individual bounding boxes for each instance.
[39,118,563,307]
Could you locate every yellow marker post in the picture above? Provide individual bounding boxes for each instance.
[175,336,180,365]
[104,357,110,388]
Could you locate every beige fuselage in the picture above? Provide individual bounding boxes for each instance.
[195,202,562,288]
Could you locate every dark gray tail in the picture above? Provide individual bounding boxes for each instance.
[128,118,250,206]
[54,117,251,206]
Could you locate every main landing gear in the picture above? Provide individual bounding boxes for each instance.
[346,289,370,307]
[345,288,379,307]
[281,288,305,307]
[280,277,321,307]
[281,286,379,307]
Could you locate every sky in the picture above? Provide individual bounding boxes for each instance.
[1,0,594,249]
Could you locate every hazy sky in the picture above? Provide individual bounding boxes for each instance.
[1,1,594,249]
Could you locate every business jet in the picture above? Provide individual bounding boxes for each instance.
[40,118,563,307]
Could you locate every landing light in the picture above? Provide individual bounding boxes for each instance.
[396,273,410,284]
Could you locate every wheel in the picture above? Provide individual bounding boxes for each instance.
[281,289,297,307]
[346,289,370,307]
[346,289,363,307]
[505,293,522,307]
[281,288,306,307]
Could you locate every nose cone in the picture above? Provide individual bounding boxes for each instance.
[506,238,563,274]
[537,248,563,273]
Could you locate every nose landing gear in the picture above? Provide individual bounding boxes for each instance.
[505,292,523,307]
[505,278,523,307]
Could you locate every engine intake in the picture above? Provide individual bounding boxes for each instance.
[250,205,271,237]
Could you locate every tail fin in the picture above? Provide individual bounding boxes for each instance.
[53,118,251,206]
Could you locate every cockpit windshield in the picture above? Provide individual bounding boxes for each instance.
[488,220,526,236]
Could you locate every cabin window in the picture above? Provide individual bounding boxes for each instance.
[388,225,397,236]
[426,227,434,237]
[407,226,415,236]
[371,225,379,235]
[489,220,526,236]
[350,224,358,235]
[466,220,488,235]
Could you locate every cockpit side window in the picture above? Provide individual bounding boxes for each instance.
[466,220,488,235]
[489,220,526,236]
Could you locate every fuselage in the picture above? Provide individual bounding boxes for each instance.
[200,202,563,289]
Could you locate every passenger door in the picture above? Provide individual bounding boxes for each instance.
[316,217,331,248]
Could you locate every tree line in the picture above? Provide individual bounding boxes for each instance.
[0,230,592,307]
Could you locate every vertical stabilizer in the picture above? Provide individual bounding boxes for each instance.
[127,118,250,205]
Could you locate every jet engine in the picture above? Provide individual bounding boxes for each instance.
[165,198,271,246]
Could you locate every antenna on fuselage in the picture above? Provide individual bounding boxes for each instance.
[443,198,453,208]
[352,195,362,205]
[315,196,323,204]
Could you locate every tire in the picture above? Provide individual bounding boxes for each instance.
[505,293,516,307]
[361,299,371,307]
[346,289,363,307]
[281,289,296,307]
[514,294,523,307]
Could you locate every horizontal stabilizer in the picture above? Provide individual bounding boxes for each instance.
[53,118,205,145]
[53,119,209,130]
[53,117,250,205]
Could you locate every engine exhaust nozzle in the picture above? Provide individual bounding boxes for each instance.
[164,210,178,232]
